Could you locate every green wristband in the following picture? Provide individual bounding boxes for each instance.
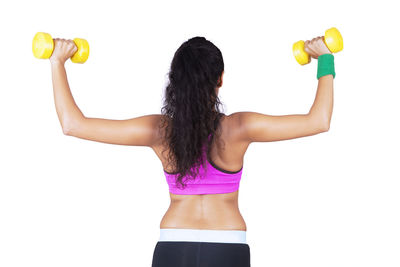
[317,54,335,79]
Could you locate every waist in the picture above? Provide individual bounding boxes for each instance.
[160,199,247,231]
[159,228,247,244]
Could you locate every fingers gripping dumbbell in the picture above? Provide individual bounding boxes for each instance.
[32,32,90,63]
[293,27,343,65]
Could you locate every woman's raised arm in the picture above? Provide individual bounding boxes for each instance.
[50,38,161,148]
[232,37,334,143]
[234,74,333,143]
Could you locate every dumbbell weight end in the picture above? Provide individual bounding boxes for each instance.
[32,32,54,59]
[71,38,90,63]
[324,27,343,53]
[293,40,311,65]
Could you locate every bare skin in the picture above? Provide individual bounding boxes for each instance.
[49,36,333,231]
[153,113,249,230]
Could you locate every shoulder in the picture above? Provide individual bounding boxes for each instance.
[224,112,247,135]
[217,112,250,144]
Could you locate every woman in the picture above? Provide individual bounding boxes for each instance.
[49,35,334,266]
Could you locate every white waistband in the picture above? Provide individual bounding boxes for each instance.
[159,228,247,244]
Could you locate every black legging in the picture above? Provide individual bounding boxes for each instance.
[152,241,251,267]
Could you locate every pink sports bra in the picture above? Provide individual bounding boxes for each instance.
[164,134,243,195]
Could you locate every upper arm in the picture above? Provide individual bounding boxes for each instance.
[232,111,329,143]
[64,114,162,147]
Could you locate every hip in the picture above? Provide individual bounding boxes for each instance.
[158,228,247,244]
[152,228,250,267]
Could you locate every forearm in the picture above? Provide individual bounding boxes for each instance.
[51,62,84,130]
[308,74,334,128]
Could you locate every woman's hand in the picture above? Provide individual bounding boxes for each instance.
[304,36,332,59]
[49,38,78,65]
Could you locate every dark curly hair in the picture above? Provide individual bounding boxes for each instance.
[159,36,225,190]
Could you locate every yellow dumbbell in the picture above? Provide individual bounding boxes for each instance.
[32,32,90,63]
[293,27,343,65]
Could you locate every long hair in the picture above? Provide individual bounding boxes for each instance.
[160,36,225,190]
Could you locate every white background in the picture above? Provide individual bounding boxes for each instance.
[1,0,399,266]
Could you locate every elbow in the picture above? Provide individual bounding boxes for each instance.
[309,112,331,132]
[320,120,330,132]
[317,113,331,132]
[62,117,75,136]
[63,128,71,135]
[321,123,330,132]
[62,125,72,135]
[62,115,82,136]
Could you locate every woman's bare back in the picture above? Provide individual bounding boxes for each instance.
[152,114,249,230]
